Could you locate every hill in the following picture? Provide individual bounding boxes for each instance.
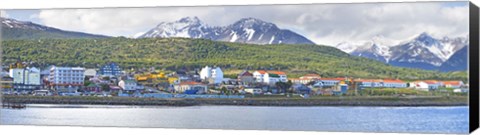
[1,17,109,40]
[1,37,467,80]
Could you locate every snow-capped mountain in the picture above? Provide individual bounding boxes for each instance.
[138,17,315,45]
[338,33,468,71]
[1,17,108,39]
[389,33,467,70]
[2,17,52,31]
[439,46,468,72]
[338,35,394,63]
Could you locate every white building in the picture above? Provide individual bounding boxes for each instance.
[9,67,41,91]
[316,78,344,87]
[411,81,440,91]
[84,69,97,78]
[174,81,208,94]
[252,70,288,85]
[199,66,224,84]
[356,79,407,88]
[48,66,85,90]
[441,81,464,88]
[382,79,407,88]
[118,79,137,91]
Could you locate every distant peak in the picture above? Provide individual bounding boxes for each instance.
[177,16,201,23]
[233,17,275,28]
[417,32,432,38]
[414,32,437,42]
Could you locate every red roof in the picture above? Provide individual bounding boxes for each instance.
[383,79,405,83]
[255,70,286,75]
[256,70,267,74]
[268,71,286,75]
[423,80,439,85]
[355,79,382,82]
[320,78,345,81]
[300,74,321,79]
[442,81,462,86]
[179,81,205,85]
[289,78,312,81]
[238,71,253,76]
[302,74,320,77]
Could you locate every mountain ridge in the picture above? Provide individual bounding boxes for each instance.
[138,17,316,45]
[1,17,109,40]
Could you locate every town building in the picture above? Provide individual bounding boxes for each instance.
[289,78,313,84]
[84,69,97,78]
[98,62,122,77]
[382,79,407,88]
[1,76,14,93]
[200,66,224,84]
[9,67,41,91]
[441,81,464,88]
[47,66,85,91]
[174,81,208,94]
[411,80,441,91]
[85,83,101,92]
[118,79,137,91]
[237,70,254,84]
[316,78,345,87]
[356,79,383,88]
[252,70,288,85]
[299,74,321,80]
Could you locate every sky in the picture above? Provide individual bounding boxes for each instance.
[0,1,469,46]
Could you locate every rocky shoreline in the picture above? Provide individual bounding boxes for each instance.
[1,95,468,107]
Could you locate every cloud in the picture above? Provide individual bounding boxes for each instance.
[33,2,469,45]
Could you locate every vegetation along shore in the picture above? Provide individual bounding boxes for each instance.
[2,95,468,107]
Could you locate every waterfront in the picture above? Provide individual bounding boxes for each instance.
[0,105,469,134]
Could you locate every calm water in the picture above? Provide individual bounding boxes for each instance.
[0,105,469,134]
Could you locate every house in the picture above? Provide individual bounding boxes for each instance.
[441,81,464,88]
[237,70,254,84]
[292,84,311,94]
[411,80,441,91]
[84,69,97,78]
[289,78,312,85]
[316,78,345,87]
[290,74,321,84]
[382,79,407,88]
[85,83,101,92]
[175,70,191,81]
[109,85,122,91]
[243,87,263,95]
[200,66,224,84]
[9,67,41,91]
[118,79,137,91]
[299,74,321,80]
[252,70,288,85]
[98,62,122,77]
[1,76,14,93]
[453,88,468,93]
[136,83,145,90]
[33,90,52,96]
[174,81,208,94]
[355,79,383,88]
[47,66,85,90]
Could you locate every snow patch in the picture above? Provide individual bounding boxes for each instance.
[269,36,275,44]
[245,28,255,41]
[230,32,238,42]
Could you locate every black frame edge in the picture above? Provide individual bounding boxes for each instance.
[470,1,480,133]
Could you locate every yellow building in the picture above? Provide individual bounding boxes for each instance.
[135,71,166,81]
[168,77,179,84]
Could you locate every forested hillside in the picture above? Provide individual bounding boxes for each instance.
[2,37,467,80]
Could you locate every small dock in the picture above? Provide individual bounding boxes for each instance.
[2,103,27,109]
